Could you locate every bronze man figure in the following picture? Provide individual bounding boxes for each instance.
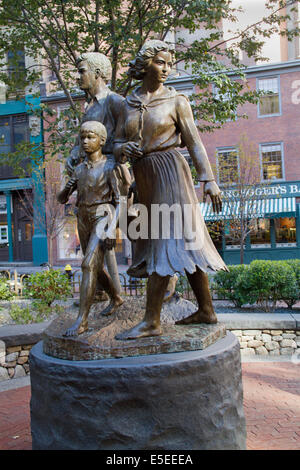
[66,52,132,298]
[114,40,227,340]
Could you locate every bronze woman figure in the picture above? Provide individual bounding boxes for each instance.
[114,40,227,340]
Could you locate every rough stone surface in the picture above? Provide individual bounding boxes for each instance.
[43,296,226,360]
[247,340,263,348]
[30,333,246,450]
[264,341,280,351]
[281,339,297,348]
[255,346,269,355]
[281,347,295,355]
[5,352,18,362]
[14,364,26,378]
[240,348,256,357]
[0,340,5,365]
[0,366,9,381]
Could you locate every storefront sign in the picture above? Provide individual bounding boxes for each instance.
[222,182,300,199]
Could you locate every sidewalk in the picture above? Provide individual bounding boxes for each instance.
[0,359,299,450]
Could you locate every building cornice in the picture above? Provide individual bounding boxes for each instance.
[167,59,300,87]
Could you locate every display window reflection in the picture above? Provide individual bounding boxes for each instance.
[275,217,296,246]
[58,218,81,259]
[250,218,271,247]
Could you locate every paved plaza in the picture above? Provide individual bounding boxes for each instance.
[0,359,299,451]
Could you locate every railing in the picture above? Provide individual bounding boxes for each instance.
[1,269,217,301]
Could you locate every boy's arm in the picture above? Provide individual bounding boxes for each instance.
[57,177,77,204]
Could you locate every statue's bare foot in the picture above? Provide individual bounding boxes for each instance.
[101,295,124,316]
[115,321,162,340]
[175,309,217,325]
[63,317,88,337]
[94,291,109,302]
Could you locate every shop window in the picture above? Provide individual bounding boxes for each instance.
[58,218,81,259]
[260,143,283,181]
[257,77,280,116]
[224,221,244,250]
[275,217,296,247]
[217,148,239,185]
[25,223,32,241]
[206,221,223,250]
[0,225,8,244]
[115,228,123,253]
[250,218,271,248]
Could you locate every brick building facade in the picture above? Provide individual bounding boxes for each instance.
[169,59,300,265]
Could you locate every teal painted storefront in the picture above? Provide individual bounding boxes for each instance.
[201,181,300,265]
[0,96,48,265]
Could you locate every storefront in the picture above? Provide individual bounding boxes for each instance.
[56,219,129,266]
[200,181,300,265]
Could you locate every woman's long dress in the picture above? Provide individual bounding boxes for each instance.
[114,86,227,278]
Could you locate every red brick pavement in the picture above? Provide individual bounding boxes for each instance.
[0,361,299,451]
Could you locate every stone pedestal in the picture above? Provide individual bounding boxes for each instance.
[30,332,246,450]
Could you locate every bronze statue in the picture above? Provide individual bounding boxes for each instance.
[58,120,124,337]
[114,40,227,340]
[66,52,132,299]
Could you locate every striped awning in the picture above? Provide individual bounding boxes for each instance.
[200,197,296,221]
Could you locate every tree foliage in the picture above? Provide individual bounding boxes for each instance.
[0,0,299,168]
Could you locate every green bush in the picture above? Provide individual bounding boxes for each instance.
[281,259,300,308]
[0,277,15,300]
[212,265,256,307]
[244,260,299,311]
[23,269,72,306]
[212,260,299,311]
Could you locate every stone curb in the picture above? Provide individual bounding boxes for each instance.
[217,313,299,330]
[0,321,51,347]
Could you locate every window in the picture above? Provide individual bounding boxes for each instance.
[260,143,283,181]
[217,148,239,185]
[0,225,8,244]
[57,104,79,133]
[0,114,29,154]
[275,217,296,247]
[58,218,81,260]
[0,114,30,179]
[257,77,280,116]
[250,218,271,248]
[180,150,200,187]
[7,50,26,81]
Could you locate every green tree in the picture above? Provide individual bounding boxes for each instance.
[0,0,298,169]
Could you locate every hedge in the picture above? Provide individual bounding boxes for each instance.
[212,259,300,311]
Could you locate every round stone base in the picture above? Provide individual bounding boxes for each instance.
[30,332,246,450]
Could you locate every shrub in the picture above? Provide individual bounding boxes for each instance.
[246,260,299,311]
[23,269,72,306]
[212,265,256,308]
[9,305,36,324]
[280,259,300,308]
[0,278,15,301]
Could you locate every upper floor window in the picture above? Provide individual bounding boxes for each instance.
[0,114,29,154]
[7,49,26,80]
[257,77,280,117]
[0,114,29,179]
[260,143,284,181]
[217,147,239,185]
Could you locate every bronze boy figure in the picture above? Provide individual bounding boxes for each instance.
[58,121,124,337]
